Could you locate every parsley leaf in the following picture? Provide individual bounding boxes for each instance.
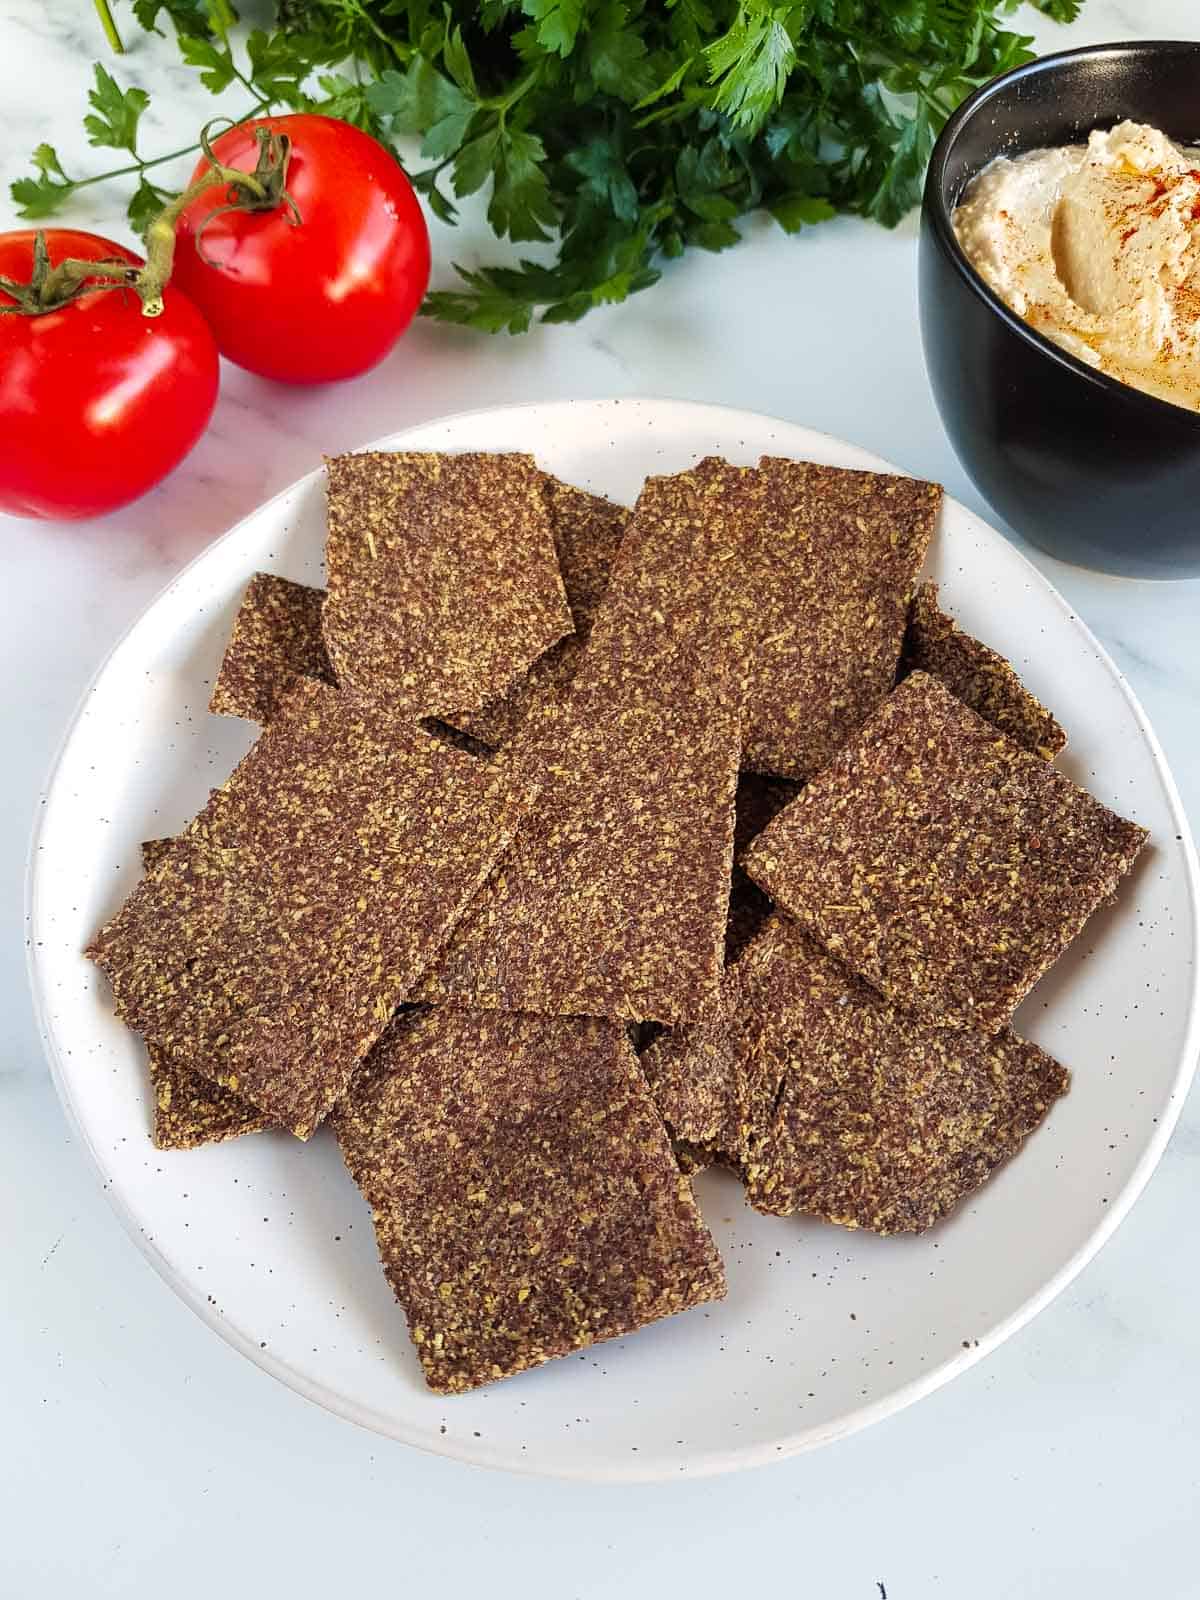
[84,64,150,154]
[866,102,937,228]
[565,135,639,226]
[489,127,558,241]
[132,0,212,33]
[705,4,798,132]
[1031,0,1083,18]
[244,28,322,108]
[520,0,586,56]
[11,144,75,220]
[128,175,174,236]
[177,32,239,93]
[442,22,480,100]
[767,192,836,232]
[585,3,656,103]
[368,57,476,159]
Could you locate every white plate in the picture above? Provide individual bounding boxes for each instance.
[27,399,1200,1481]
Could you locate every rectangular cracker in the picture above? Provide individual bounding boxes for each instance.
[321,452,573,719]
[139,839,273,1150]
[743,457,940,776]
[416,635,743,1025]
[455,479,629,747]
[585,456,940,780]
[901,581,1067,758]
[88,680,535,1137]
[743,671,1147,1034]
[642,915,1069,1234]
[333,1007,726,1393]
[209,573,333,725]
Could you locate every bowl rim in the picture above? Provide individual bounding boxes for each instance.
[924,37,1200,434]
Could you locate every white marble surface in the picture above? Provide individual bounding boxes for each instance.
[3,2,1199,1595]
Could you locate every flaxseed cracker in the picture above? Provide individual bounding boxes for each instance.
[333,1007,726,1394]
[575,456,939,780]
[417,615,744,1023]
[148,1053,274,1150]
[456,479,629,747]
[88,680,535,1138]
[643,915,1069,1234]
[209,573,333,725]
[321,451,573,718]
[138,838,273,1150]
[742,458,940,777]
[901,581,1067,758]
[743,672,1147,1034]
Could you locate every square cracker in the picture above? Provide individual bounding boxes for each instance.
[333,1007,726,1394]
[416,634,743,1025]
[321,452,573,719]
[901,581,1067,758]
[209,573,333,725]
[743,672,1147,1034]
[455,479,629,748]
[642,915,1069,1235]
[590,456,939,780]
[88,680,535,1138]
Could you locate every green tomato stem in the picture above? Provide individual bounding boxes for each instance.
[4,127,291,321]
[135,158,269,316]
[37,257,133,305]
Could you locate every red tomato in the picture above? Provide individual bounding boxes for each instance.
[172,115,431,384]
[0,230,219,521]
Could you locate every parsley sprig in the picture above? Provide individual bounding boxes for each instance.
[12,0,1084,332]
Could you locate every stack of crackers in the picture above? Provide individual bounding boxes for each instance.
[87,451,1147,1394]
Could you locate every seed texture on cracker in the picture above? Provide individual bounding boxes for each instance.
[743,672,1146,1034]
[334,1007,726,1393]
[643,915,1069,1234]
[322,451,572,719]
[89,680,535,1138]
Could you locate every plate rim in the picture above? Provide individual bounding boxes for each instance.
[25,396,1200,1481]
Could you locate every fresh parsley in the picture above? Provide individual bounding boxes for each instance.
[14,0,1085,331]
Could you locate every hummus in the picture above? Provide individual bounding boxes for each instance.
[953,120,1200,412]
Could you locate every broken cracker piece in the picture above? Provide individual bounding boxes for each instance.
[139,838,273,1150]
[333,1008,726,1394]
[644,915,1069,1234]
[322,451,573,719]
[209,572,333,724]
[89,680,535,1138]
[743,672,1146,1034]
[901,581,1067,758]
[149,1053,274,1151]
[455,479,629,748]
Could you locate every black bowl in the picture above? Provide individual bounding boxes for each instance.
[920,40,1200,578]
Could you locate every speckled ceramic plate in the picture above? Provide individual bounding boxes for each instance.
[27,400,1200,1480]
